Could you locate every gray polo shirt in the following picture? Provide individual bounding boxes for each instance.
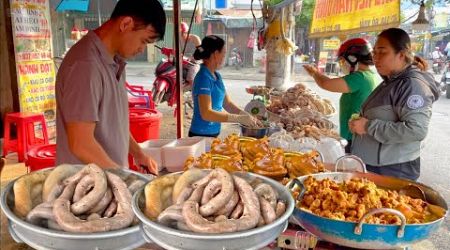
[56,31,129,167]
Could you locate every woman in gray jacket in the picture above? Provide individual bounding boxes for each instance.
[349,28,440,181]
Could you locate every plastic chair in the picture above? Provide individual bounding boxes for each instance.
[3,112,49,162]
[126,82,155,109]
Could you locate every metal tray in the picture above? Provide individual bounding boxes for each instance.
[132,170,295,250]
[288,172,448,249]
[0,166,153,250]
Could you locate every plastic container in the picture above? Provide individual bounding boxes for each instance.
[315,137,345,164]
[139,139,175,171]
[162,137,205,172]
[26,144,56,172]
[129,108,162,143]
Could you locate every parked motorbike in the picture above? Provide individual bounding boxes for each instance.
[441,61,450,99]
[432,58,444,74]
[229,47,244,70]
[151,46,195,109]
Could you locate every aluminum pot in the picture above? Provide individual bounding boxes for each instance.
[132,170,295,250]
[0,166,153,250]
[240,124,269,139]
[287,172,448,249]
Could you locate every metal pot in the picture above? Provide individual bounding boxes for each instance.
[0,166,153,250]
[240,124,269,139]
[132,170,295,250]
[287,172,448,249]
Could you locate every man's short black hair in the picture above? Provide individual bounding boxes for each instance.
[111,0,166,39]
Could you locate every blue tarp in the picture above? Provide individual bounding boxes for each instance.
[56,0,90,12]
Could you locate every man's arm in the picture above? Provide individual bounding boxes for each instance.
[129,134,158,175]
[66,121,120,169]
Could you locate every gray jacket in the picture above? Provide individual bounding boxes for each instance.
[351,65,439,166]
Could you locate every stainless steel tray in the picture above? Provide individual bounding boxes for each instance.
[0,166,153,250]
[132,170,295,250]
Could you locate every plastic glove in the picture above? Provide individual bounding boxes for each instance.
[228,114,259,127]
[239,111,264,127]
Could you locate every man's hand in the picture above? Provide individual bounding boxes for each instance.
[349,117,368,135]
[134,152,158,175]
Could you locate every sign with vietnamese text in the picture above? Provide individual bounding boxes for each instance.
[17,61,56,115]
[10,0,56,137]
[310,0,400,38]
[10,0,53,62]
[323,39,341,50]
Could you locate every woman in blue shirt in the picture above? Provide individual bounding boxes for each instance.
[189,35,260,137]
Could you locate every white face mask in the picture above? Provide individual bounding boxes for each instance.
[340,60,352,75]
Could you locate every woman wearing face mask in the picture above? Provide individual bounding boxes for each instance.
[188,35,261,137]
[349,28,440,181]
[303,38,378,152]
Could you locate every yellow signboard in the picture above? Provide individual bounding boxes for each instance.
[17,60,56,115]
[323,39,341,50]
[310,0,400,38]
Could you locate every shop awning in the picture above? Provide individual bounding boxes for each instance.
[56,0,90,12]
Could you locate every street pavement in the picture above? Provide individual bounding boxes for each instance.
[126,62,450,249]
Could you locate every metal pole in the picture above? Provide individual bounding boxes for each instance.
[97,0,101,27]
[174,0,184,138]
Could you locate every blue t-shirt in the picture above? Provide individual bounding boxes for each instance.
[189,64,226,135]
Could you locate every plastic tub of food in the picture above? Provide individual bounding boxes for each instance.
[162,137,205,172]
[139,139,175,171]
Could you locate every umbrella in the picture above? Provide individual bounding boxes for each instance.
[55,0,90,12]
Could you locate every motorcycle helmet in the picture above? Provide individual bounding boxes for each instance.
[337,38,373,72]
[181,22,189,33]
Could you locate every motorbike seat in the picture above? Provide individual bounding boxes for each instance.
[155,61,175,75]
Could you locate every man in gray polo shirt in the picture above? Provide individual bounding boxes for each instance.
[56,0,166,174]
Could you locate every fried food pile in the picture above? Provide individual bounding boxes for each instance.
[267,84,335,116]
[285,151,324,178]
[267,84,339,140]
[294,176,441,224]
[184,134,324,180]
[184,152,244,172]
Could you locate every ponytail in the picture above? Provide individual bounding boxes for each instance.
[412,56,428,71]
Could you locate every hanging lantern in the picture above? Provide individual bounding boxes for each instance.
[412,1,429,31]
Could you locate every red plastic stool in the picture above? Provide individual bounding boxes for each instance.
[3,112,49,162]
[26,144,56,172]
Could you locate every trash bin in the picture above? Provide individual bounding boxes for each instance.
[129,108,162,143]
